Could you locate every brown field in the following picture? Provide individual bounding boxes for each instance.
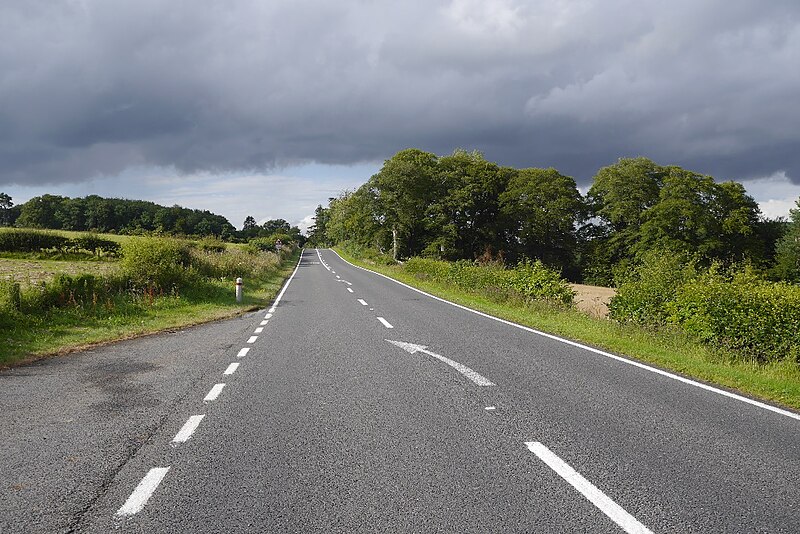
[571,283,616,318]
[0,258,119,287]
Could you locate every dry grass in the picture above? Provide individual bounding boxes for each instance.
[571,283,616,318]
[0,258,119,287]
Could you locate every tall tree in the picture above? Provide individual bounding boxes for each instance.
[0,193,13,226]
[772,198,800,282]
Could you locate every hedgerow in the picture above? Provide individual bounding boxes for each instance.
[403,257,574,305]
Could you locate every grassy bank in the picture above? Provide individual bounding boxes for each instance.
[0,245,300,368]
[335,248,800,412]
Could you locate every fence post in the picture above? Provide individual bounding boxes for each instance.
[235,277,243,303]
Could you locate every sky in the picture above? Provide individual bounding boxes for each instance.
[1,0,799,232]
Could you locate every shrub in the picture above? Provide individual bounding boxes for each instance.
[71,234,120,256]
[190,247,280,280]
[0,229,69,253]
[668,268,800,362]
[609,250,698,325]
[120,237,192,290]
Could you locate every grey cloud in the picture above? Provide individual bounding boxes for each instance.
[1,0,799,189]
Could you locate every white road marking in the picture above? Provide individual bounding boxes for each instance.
[116,467,170,517]
[316,248,331,271]
[224,362,240,375]
[386,339,495,387]
[336,275,340,279]
[377,317,394,328]
[526,442,653,534]
[204,383,225,402]
[347,288,354,293]
[264,313,273,319]
[485,406,496,411]
[270,252,304,308]
[332,271,336,274]
[260,320,268,326]
[357,299,368,306]
[333,249,800,422]
[247,336,258,344]
[237,348,250,358]
[268,307,276,313]
[171,415,204,444]
[254,327,264,333]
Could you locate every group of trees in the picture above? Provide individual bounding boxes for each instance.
[241,215,305,245]
[308,149,800,284]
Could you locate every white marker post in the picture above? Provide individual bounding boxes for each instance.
[235,277,243,303]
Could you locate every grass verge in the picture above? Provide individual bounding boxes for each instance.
[0,249,300,368]
[335,248,800,412]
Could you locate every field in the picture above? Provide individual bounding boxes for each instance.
[571,283,615,318]
[0,258,119,286]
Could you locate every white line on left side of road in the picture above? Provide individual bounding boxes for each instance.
[204,383,225,402]
[357,299,368,306]
[525,442,653,534]
[237,348,250,357]
[224,362,240,375]
[377,317,394,328]
[116,467,170,517]
[316,248,331,271]
[254,327,264,333]
[171,415,205,444]
[247,336,258,344]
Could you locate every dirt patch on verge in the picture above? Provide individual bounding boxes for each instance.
[571,283,616,318]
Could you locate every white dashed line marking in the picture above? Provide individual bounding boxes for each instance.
[525,442,653,534]
[377,317,394,328]
[203,383,225,402]
[247,336,258,344]
[357,299,368,306]
[264,313,273,319]
[171,415,204,444]
[336,275,340,278]
[254,327,264,333]
[116,467,170,517]
[485,406,496,411]
[347,288,354,293]
[268,307,276,313]
[224,362,240,375]
[237,348,250,358]
[260,320,268,326]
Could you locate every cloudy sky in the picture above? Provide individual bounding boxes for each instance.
[2,0,799,230]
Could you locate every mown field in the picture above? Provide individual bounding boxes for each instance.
[0,228,299,366]
[335,247,800,412]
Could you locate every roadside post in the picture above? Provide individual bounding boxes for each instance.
[235,277,243,303]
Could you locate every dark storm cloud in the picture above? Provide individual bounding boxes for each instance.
[1,0,799,188]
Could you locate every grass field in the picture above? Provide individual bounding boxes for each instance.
[336,248,800,412]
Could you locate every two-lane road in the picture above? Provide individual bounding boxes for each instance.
[2,248,798,532]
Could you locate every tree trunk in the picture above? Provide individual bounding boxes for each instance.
[392,226,398,261]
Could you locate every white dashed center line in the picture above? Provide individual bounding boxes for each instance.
[224,362,240,375]
[525,442,653,534]
[377,317,394,329]
[357,299,368,306]
[237,348,250,358]
[247,336,258,344]
[116,467,170,517]
[171,415,204,444]
[347,288,354,293]
[203,383,225,402]
[254,327,264,333]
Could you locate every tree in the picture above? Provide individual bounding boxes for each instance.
[500,168,584,275]
[308,205,330,246]
[772,198,800,282]
[0,193,13,226]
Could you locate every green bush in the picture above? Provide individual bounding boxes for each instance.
[190,247,280,280]
[668,268,800,362]
[120,237,192,290]
[0,229,69,253]
[70,234,120,256]
[609,250,698,325]
[403,257,574,305]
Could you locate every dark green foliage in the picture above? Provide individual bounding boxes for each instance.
[71,234,120,256]
[0,229,70,252]
[772,198,800,282]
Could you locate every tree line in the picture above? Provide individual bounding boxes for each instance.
[307,148,800,284]
[0,193,305,245]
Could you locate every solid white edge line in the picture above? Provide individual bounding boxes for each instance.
[237,347,250,357]
[268,251,304,313]
[224,362,240,375]
[316,248,331,271]
[116,467,170,517]
[330,249,800,422]
[526,442,653,534]
[247,336,258,344]
[203,383,225,402]
[172,415,205,444]
[357,299,368,306]
[377,317,394,329]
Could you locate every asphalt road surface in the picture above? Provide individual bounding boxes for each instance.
[2,248,798,533]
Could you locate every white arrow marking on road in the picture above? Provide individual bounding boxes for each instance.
[386,340,495,386]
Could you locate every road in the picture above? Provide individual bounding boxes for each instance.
[1,248,798,533]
